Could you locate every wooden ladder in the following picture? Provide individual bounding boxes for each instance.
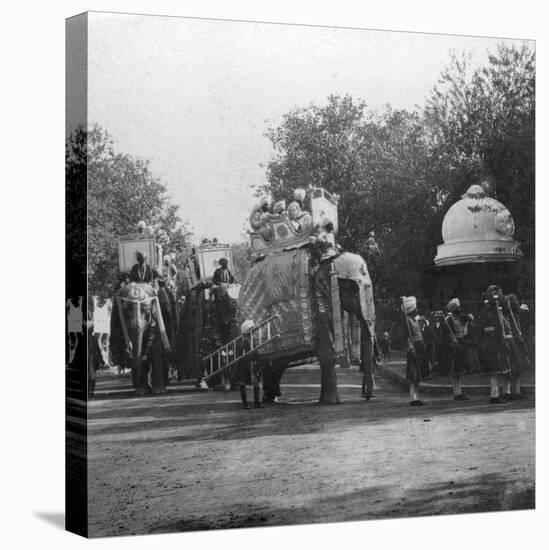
[201,315,280,383]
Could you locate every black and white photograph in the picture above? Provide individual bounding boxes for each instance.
[62,10,539,539]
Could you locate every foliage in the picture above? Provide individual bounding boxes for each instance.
[263,95,442,300]
[66,124,192,297]
[65,124,87,297]
[262,43,535,331]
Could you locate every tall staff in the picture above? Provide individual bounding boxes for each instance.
[494,295,512,373]
[506,304,530,367]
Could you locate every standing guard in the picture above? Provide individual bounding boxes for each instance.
[476,285,512,404]
[444,298,471,401]
[401,296,430,406]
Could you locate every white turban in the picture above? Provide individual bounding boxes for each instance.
[293,188,306,202]
[259,195,271,207]
[402,296,417,314]
[240,319,255,334]
[447,298,460,312]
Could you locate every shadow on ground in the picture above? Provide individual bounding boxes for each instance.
[151,471,534,533]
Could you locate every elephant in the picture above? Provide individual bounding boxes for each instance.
[175,281,239,386]
[237,246,376,405]
[110,282,171,396]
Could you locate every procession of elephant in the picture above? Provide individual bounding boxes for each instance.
[96,186,378,408]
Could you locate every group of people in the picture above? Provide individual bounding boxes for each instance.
[249,188,339,260]
[130,251,179,290]
[249,188,313,241]
[402,285,533,406]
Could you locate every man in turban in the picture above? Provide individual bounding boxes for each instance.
[249,195,273,241]
[130,251,153,283]
[212,257,235,285]
[445,298,472,401]
[476,285,512,404]
[402,296,430,406]
[293,188,307,208]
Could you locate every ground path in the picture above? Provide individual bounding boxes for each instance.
[86,365,535,537]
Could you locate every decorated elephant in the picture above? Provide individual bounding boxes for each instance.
[175,281,239,385]
[110,282,171,396]
[237,246,376,404]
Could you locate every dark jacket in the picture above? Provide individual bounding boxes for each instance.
[212,267,234,285]
[477,306,512,375]
[130,263,153,283]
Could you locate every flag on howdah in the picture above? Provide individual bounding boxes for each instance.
[237,248,315,359]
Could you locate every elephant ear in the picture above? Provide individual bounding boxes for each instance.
[333,252,375,323]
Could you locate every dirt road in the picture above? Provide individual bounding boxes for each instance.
[86,366,535,537]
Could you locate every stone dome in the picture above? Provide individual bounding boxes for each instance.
[434,185,523,266]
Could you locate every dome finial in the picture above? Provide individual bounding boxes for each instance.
[463,184,486,199]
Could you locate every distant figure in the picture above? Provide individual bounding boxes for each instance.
[381,331,391,362]
[93,296,112,368]
[365,231,380,256]
[431,311,450,375]
[418,316,435,378]
[67,296,83,365]
[161,254,177,278]
[130,251,153,283]
[212,257,235,285]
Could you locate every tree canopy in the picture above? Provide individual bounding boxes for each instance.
[262,43,535,313]
[66,125,192,297]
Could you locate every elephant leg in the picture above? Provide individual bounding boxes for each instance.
[317,311,341,405]
[150,343,166,394]
[361,320,374,401]
[132,355,147,395]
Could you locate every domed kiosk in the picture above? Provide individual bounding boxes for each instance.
[434,184,523,266]
[428,184,524,310]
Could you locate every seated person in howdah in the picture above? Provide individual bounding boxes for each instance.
[130,251,153,283]
[212,257,235,285]
[249,195,274,241]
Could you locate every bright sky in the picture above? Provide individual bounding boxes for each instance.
[85,12,528,243]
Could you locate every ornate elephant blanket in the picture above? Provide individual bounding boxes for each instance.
[237,248,315,359]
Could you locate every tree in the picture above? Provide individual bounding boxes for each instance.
[263,96,442,304]
[66,123,88,297]
[66,124,192,297]
[262,43,535,318]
